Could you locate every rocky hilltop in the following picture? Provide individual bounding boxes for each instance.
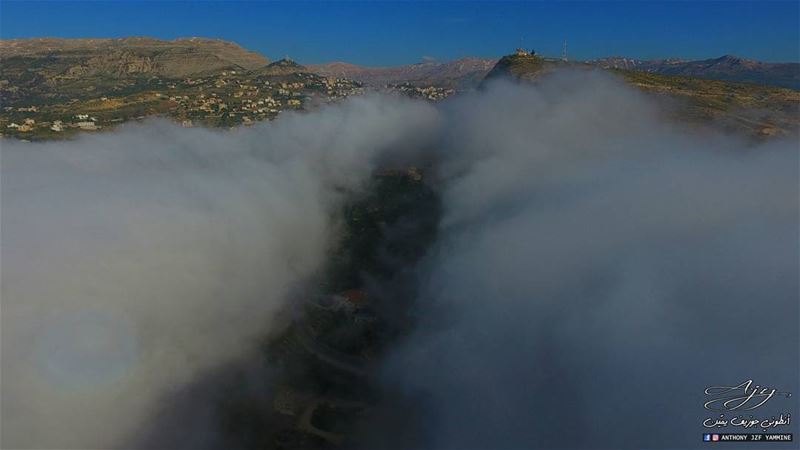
[254,58,308,76]
[483,52,571,82]
[0,37,269,79]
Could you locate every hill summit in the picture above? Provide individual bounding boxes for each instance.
[256,58,307,75]
[483,50,575,83]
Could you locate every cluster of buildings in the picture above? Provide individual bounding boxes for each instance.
[0,67,453,140]
[5,114,99,134]
[166,76,302,124]
[166,72,362,126]
[322,77,365,100]
[386,83,456,101]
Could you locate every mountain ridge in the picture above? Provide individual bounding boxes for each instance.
[0,37,269,79]
[588,54,800,89]
[3,37,797,89]
[309,57,498,89]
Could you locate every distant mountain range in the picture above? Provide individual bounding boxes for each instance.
[309,58,498,89]
[2,37,797,90]
[588,55,800,89]
[314,54,799,90]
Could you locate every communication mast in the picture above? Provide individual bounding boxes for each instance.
[562,40,568,62]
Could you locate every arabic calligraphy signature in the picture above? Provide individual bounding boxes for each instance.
[704,379,791,412]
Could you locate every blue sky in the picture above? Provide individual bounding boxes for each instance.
[1,1,798,65]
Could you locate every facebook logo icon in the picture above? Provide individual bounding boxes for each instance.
[703,434,712,442]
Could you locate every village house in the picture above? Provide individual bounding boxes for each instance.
[76,121,98,130]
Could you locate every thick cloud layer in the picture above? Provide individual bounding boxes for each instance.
[375,73,799,449]
[2,71,797,450]
[1,97,438,449]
